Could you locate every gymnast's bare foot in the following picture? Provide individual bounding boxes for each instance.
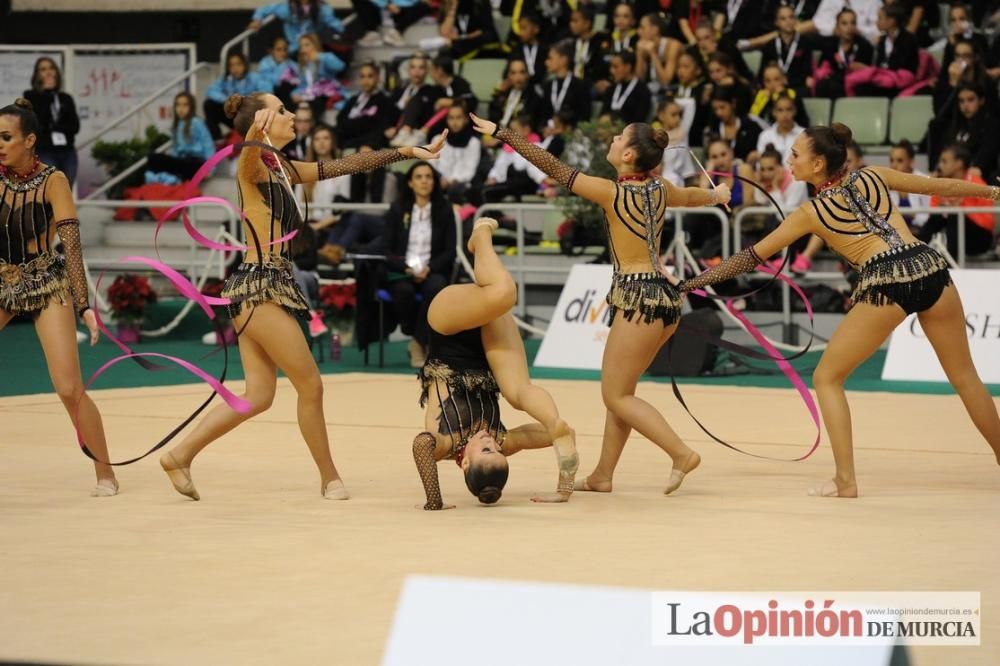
[532,419,579,503]
[159,450,200,501]
[664,448,700,495]
[807,477,858,498]
[467,216,498,254]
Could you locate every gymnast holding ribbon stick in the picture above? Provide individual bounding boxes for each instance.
[680,123,1000,498]
[469,112,730,496]
[0,98,118,497]
[158,92,447,501]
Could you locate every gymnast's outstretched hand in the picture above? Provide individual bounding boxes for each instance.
[469,113,497,137]
[404,130,449,161]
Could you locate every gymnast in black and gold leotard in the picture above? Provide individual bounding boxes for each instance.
[158,91,447,502]
[469,112,730,498]
[0,98,118,496]
[411,218,579,510]
[682,123,1000,498]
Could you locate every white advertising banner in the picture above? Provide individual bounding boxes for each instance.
[534,264,613,370]
[882,269,1000,383]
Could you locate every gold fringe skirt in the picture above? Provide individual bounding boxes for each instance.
[851,242,951,314]
[220,255,310,320]
[0,253,70,316]
[418,359,505,452]
[607,271,682,326]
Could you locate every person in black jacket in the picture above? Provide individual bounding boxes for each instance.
[488,58,548,132]
[845,4,919,97]
[812,7,874,99]
[929,83,1000,182]
[336,62,394,202]
[381,161,456,366]
[599,50,652,124]
[23,57,80,185]
[541,39,592,127]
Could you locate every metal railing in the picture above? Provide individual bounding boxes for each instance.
[220,14,277,66]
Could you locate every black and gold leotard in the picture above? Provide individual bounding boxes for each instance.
[0,165,89,317]
[682,167,951,314]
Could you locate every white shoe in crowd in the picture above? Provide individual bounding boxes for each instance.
[403,129,427,147]
[390,127,413,147]
[357,31,384,47]
[381,27,405,47]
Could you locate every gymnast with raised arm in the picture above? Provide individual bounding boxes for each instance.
[680,123,1000,497]
[159,91,446,501]
[469,112,731,496]
[412,218,579,509]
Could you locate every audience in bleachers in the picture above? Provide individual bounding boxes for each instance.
[351,0,430,48]
[568,5,606,86]
[757,2,815,91]
[655,97,696,186]
[386,53,431,140]
[750,62,811,128]
[918,143,997,257]
[205,53,267,141]
[248,0,344,54]
[483,111,547,202]
[145,92,215,185]
[285,103,316,160]
[754,145,809,212]
[300,125,385,265]
[507,12,548,91]
[755,90,805,162]
[431,102,483,204]
[541,39,593,125]
[286,33,347,119]
[845,3,919,96]
[635,12,682,95]
[929,83,999,184]
[812,7,874,98]
[888,139,931,231]
[257,36,299,93]
[600,50,652,124]
[488,58,548,133]
[707,85,762,163]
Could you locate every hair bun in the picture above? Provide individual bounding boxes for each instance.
[830,122,853,147]
[13,97,33,112]
[223,94,244,120]
[652,127,670,150]
[478,486,502,504]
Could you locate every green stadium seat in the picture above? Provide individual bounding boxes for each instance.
[831,97,890,146]
[889,95,933,145]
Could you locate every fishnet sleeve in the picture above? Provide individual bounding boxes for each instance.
[413,432,446,510]
[679,246,763,293]
[55,219,91,315]
[494,127,580,190]
[318,149,406,180]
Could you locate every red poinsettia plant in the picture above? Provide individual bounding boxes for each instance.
[107,273,158,326]
[319,281,356,326]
